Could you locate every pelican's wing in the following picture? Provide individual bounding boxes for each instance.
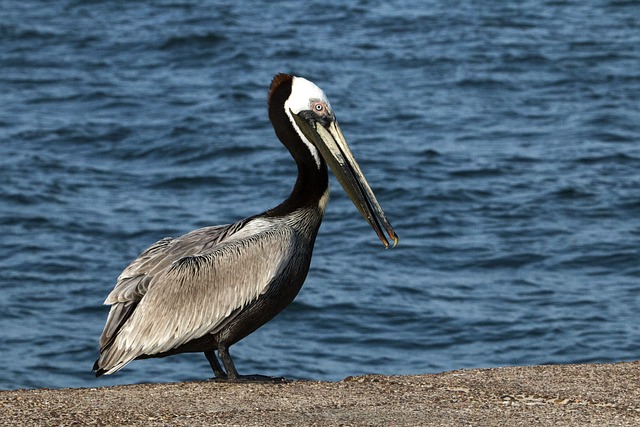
[97,223,242,352]
[96,218,295,374]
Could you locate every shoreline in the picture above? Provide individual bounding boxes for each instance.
[2,361,639,426]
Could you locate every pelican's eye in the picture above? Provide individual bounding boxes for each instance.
[312,101,326,114]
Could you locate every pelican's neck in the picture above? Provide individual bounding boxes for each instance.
[265,75,329,218]
[265,129,329,218]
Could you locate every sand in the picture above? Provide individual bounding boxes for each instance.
[2,361,639,426]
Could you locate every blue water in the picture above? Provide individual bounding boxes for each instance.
[1,0,639,391]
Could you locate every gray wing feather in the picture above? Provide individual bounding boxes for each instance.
[98,218,295,374]
[99,224,240,350]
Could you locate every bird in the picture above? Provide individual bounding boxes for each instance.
[93,73,398,381]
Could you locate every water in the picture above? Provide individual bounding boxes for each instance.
[1,0,639,391]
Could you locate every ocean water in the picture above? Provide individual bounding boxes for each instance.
[1,0,639,390]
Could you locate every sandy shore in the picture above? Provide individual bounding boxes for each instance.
[2,362,639,426]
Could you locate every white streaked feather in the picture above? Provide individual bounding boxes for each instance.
[98,216,297,372]
[121,233,291,353]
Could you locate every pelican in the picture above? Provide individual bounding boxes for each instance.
[93,74,398,381]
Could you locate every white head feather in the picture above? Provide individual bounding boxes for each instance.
[284,76,332,114]
[283,76,333,168]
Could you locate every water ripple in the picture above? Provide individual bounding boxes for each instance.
[1,0,639,390]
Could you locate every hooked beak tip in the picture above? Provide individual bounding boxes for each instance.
[378,229,399,249]
[386,233,399,249]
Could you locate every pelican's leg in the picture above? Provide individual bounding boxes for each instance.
[204,350,227,378]
[217,343,240,379]
[217,343,287,383]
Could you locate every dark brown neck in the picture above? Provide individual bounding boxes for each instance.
[264,74,329,217]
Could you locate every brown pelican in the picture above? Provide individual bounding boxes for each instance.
[93,74,398,381]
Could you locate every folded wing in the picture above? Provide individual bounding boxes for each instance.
[95,218,294,374]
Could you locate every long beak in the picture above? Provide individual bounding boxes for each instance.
[291,112,398,248]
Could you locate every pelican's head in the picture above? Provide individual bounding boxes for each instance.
[271,74,398,249]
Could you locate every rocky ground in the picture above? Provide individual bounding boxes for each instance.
[2,362,640,426]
